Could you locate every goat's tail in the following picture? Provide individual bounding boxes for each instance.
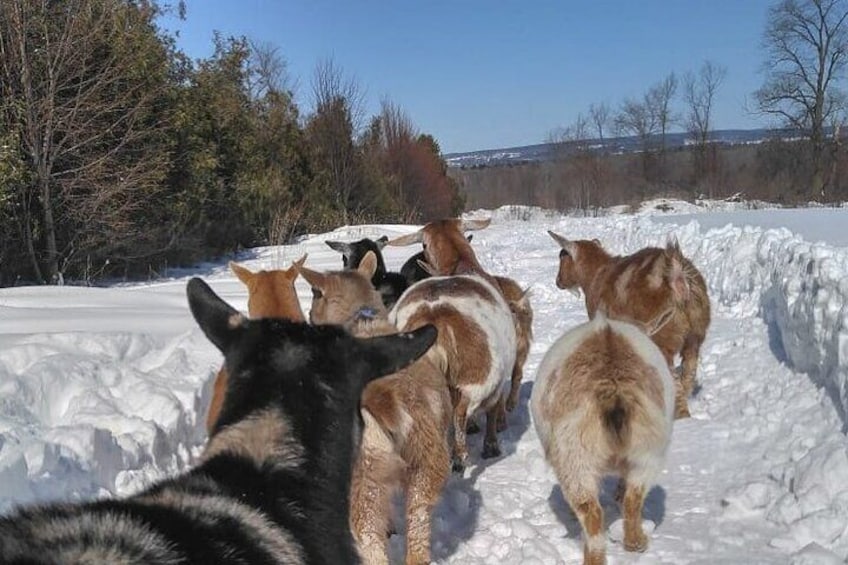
[595,381,632,448]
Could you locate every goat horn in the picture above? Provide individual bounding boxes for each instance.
[387,230,423,246]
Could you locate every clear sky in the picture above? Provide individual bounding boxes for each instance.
[160,0,775,154]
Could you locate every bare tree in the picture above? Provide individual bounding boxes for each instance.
[589,102,611,142]
[0,0,172,283]
[615,96,658,180]
[647,72,679,152]
[548,113,609,211]
[684,61,727,196]
[307,58,366,223]
[755,0,848,199]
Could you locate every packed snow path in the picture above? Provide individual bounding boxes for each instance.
[1,203,847,563]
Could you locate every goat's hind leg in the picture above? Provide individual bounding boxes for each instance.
[562,482,605,565]
[619,479,649,552]
[481,404,502,459]
[680,333,703,399]
[404,442,450,565]
[451,393,471,472]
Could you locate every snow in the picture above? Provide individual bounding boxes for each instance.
[2,204,848,563]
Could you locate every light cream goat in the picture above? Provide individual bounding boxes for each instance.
[531,313,674,565]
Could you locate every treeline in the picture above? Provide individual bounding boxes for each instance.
[453,136,848,212]
[0,0,460,286]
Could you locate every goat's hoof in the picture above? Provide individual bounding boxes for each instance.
[674,407,691,419]
[465,420,481,434]
[481,442,501,459]
[624,532,648,552]
[505,397,518,412]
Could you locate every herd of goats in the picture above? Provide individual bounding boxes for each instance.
[0,217,710,565]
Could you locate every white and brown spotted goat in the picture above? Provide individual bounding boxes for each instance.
[388,218,517,470]
[298,253,451,565]
[531,312,675,565]
[548,233,710,418]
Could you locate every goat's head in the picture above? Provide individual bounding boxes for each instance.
[297,252,387,326]
[188,277,436,462]
[548,231,610,292]
[325,237,388,283]
[389,219,489,276]
[230,255,307,321]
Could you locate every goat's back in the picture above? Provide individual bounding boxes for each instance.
[531,316,674,470]
[589,246,709,359]
[390,275,516,410]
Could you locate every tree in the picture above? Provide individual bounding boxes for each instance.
[615,73,678,182]
[755,0,848,199]
[589,102,611,143]
[647,73,678,153]
[0,0,174,283]
[684,61,727,196]
[306,58,365,224]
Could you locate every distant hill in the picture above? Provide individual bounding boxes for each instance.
[444,128,804,168]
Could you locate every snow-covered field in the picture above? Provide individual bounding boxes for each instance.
[1,202,848,563]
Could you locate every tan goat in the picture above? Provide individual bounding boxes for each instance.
[531,313,675,565]
[548,232,710,418]
[298,253,451,565]
[389,218,517,469]
[206,256,307,433]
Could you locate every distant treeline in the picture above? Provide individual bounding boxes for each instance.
[452,137,848,212]
[0,0,461,286]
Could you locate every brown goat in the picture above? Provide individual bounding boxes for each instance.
[532,313,674,564]
[548,232,710,418]
[298,252,451,565]
[389,218,517,469]
[205,256,307,433]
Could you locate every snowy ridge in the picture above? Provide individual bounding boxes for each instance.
[1,205,848,562]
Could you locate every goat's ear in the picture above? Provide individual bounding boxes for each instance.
[325,240,351,256]
[459,218,491,232]
[287,254,308,280]
[388,230,423,246]
[667,257,691,302]
[187,278,245,353]
[297,265,326,292]
[416,259,437,276]
[355,325,437,386]
[358,251,379,279]
[230,261,254,285]
[376,235,389,249]
[548,230,577,257]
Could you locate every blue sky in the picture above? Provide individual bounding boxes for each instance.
[160,0,774,154]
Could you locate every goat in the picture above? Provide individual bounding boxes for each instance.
[298,251,450,565]
[399,224,533,426]
[548,232,710,418]
[0,278,437,565]
[206,256,307,433]
[399,234,473,287]
[388,218,516,470]
[326,236,407,309]
[531,313,674,565]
